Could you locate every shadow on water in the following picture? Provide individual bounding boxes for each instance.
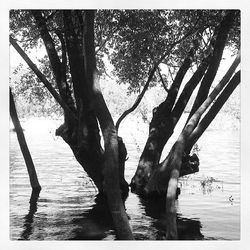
[16,188,203,240]
[69,194,115,240]
[68,192,203,240]
[19,190,41,240]
[139,195,204,240]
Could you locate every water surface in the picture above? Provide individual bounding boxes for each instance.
[9,117,240,240]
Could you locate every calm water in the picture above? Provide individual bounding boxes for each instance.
[9,117,240,240]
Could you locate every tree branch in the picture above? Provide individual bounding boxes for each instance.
[157,67,169,92]
[186,70,240,153]
[32,10,77,118]
[115,64,158,131]
[95,26,119,55]
[115,25,198,131]
[32,11,62,84]
[10,36,77,121]
[183,50,240,140]
[187,10,238,122]
[151,46,196,127]
[170,54,212,124]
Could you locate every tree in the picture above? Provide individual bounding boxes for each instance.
[9,9,240,239]
[10,87,41,192]
[130,10,240,194]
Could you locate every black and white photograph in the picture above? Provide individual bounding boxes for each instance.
[1,1,250,249]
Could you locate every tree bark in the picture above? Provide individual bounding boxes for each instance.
[10,88,41,192]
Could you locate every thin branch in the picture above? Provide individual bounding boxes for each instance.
[168,66,175,82]
[56,31,67,75]
[115,65,158,131]
[31,11,62,83]
[95,26,119,55]
[157,67,169,92]
[155,46,196,118]
[115,25,198,131]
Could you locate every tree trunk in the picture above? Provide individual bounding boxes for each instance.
[130,46,199,192]
[83,10,133,239]
[143,53,240,239]
[10,88,41,192]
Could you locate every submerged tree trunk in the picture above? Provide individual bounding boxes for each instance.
[9,88,41,192]
[144,60,240,239]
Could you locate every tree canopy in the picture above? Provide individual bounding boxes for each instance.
[10,10,240,96]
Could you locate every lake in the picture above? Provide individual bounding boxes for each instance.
[9,116,240,240]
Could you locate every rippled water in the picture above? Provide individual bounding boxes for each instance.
[9,117,240,240]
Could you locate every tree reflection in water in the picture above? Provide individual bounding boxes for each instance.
[19,190,41,240]
[139,195,204,240]
[69,194,114,240]
[69,192,203,240]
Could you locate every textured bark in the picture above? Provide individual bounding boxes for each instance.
[10,88,41,192]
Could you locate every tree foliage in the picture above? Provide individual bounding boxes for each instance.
[10,10,240,102]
